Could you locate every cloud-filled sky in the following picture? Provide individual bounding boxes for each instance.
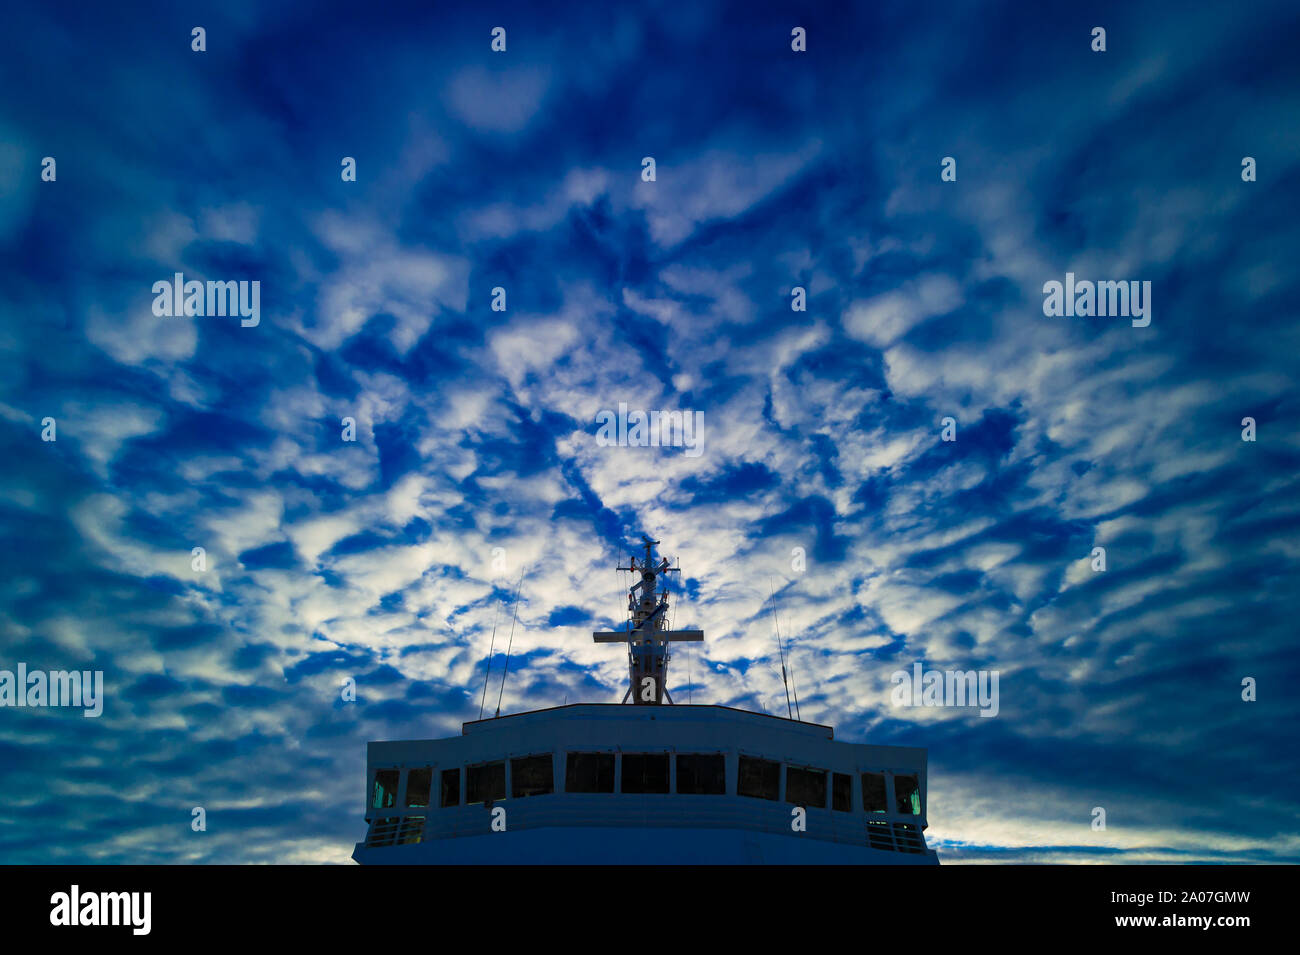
[1,0,1298,863]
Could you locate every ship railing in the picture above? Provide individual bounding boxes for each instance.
[372,793,923,848]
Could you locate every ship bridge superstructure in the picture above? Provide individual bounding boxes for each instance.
[353,703,937,864]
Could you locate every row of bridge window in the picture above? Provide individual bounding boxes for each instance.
[371,753,922,816]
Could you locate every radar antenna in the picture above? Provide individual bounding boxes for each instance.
[592,535,703,704]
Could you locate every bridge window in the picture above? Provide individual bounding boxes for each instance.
[676,753,725,794]
[738,756,780,800]
[440,768,460,807]
[371,769,399,809]
[894,773,921,815]
[406,767,433,807]
[786,766,828,808]
[862,772,887,813]
[621,753,670,794]
[511,754,554,798]
[466,761,505,804]
[566,752,615,793]
[832,772,852,812]
[832,774,852,810]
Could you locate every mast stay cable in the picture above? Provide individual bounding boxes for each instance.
[477,593,503,721]
[771,582,801,721]
[495,571,525,718]
[769,579,794,720]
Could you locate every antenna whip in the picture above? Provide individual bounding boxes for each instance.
[495,571,525,718]
[477,594,503,720]
[769,580,794,719]
[770,582,801,721]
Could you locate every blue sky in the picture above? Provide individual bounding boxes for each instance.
[1,0,1298,863]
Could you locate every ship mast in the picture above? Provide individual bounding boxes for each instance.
[592,535,703,704]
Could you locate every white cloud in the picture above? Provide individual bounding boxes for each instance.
[445,66,551,134]
[843,274,963,348]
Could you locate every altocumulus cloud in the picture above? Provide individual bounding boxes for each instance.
[0,0,1298,864]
